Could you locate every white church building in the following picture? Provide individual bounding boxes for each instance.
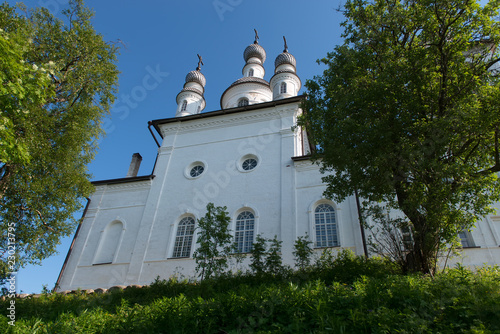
[56,35,500,291]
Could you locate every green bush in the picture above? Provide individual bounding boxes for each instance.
[1,253,499,333]
[293,234,313,270]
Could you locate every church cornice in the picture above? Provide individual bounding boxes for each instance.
[159,105,299,137]
[92,175,155,187]
[270,72,302,88]
[293,157,322,172]
[151,95,305,138]
[103,182,152,192]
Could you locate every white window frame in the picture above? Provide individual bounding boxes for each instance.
[184,160,207,179]
[458,230,475,248]
[172,216,196,258]
[280,82,287,94]
[237,154,260,173]
[234,211,255,253]
[232,207,259,253]
[238,98,249,107]
[310,200,340,248]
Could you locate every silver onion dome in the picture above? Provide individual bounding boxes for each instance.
[274,51,296,69]
[185,70,206,87]
[244,43,266,64]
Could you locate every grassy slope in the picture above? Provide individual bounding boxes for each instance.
[1,251,500,333]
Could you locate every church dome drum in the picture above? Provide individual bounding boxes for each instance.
[175,55,206,117]
[270,37,301,100]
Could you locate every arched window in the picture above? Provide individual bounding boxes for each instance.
[94,221,123,264]
[181,100,187,111]
[248,69,254,77]
[238,98,249,107]
[280,82,287,94]
[314,203,338,247]
[172,217,195,258]
[235,211,255,253]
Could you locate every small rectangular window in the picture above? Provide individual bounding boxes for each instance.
[458,230,474,248]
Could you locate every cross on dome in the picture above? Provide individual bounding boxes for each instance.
[196,54,203,71]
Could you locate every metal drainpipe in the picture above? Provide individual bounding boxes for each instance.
[148,121,161,148]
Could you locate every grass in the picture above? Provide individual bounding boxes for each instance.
[1,251,499,333]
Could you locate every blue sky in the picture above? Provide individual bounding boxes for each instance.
[13,0,346,293]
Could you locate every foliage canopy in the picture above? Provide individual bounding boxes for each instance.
[0,0,118,277]
[300,0,500,273]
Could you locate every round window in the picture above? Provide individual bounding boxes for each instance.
[238,154,259,173]
[190,165,204,177]
[185,161,207,179]
[242,158,257,171]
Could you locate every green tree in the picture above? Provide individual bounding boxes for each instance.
[0,1,118,278]
[193,203,234,280]
[249,234,266,275]
[293,234,313,270]
[0,26,51,166]
[300,0,500,274]
[265,235,284,275]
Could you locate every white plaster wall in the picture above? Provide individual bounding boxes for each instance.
[443,247,500,269]
[57,102,378,289]
[220,83,272,109]
[293,160,362,254]
[445,202,500,267]
[58,100,500,291]
[56,181,151,290]
[138,106,298,283]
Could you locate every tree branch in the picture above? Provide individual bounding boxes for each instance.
[69,83,87,109]
[35,209,54,231]
[477,126,500,175]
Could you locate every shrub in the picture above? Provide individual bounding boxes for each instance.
[193,203,233,280]
[293,234,313,270]
[2,257,498,333]
[265,235,285,275]
[249,234,267,275]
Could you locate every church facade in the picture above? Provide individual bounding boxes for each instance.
[56,35,500,291]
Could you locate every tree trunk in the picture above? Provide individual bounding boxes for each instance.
[0,163,15,200]
[395,182,438,274]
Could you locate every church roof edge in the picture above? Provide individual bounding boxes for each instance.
[151,94,306,138]
[292,155,313,161]
[91,174,155,186]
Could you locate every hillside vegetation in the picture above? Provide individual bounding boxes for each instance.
[1,250,499,333]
